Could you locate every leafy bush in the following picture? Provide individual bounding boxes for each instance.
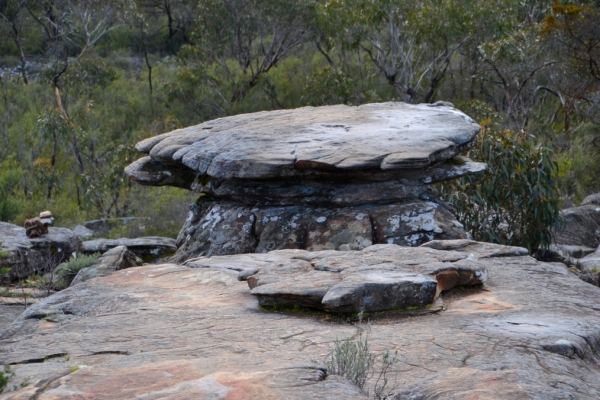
[438,118,562,255]
[53,253,101,290]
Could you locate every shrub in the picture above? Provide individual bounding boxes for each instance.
[0,365,14,393]
[437,119,562,255]
[53,253,101,290]
[327,327,375,390]
[327,326,400,399]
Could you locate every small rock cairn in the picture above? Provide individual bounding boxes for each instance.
[126,102,485,263]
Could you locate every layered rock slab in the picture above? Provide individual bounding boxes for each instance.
[186,242,489,313]
[82,237,176,261]
[2,242,600,398]
[127,102,481,182]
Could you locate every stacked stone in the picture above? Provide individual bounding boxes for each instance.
[125,102,485,261]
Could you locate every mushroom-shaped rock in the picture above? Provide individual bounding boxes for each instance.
[126,102,485,258]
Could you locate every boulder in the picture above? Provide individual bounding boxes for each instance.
[554,205,600,249]
[582,192,600,206]
[71,225,94,239]
[126,103,484,260]
[3,242,600,398]
[0,222,83,280]
[82,237,176,262]
[70,246,143,287]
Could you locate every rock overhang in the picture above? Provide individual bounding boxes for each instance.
[126,102,484,185]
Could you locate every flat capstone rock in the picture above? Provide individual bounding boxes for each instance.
[186,241,492,313]
[126,102,481,182]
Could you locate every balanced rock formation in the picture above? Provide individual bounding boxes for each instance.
[0,222,83,280]
[125,102,485,260]
[2,241,600,398]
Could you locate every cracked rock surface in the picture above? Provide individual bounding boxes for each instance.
[186,241,491,313]
[173,199,469,262]
[1,241,600,398]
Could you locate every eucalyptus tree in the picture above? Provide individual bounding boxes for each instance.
[192,0,315,104]
[0,0,29,83]
[316,0,476,104]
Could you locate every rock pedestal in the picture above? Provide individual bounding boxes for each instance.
[125,102,485,260]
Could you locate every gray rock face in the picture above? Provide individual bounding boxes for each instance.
[82,237,176,261]
[173,200,468,262]
[127,103,482,259]
[582,192,600,206]
[186,242,489,313]
[70,246,143,286]
[128,102,481,181]
[3,242,600,398]
[554,205,600,249]
[71,225,94,239]
[0,222,83,280]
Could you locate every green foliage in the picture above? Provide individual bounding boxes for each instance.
[327,328,375,390]
[0,365,15,393]
[327,326,400,398]
[0,156,24,221]
[555,133,600,204]
[54,253,101,290]
[302,66,353,106]
[438,118,562,254]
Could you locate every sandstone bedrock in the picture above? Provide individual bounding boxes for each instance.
[2,241,600,398]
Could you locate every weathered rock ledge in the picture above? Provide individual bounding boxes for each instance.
[2,241,600,398]
[126,102,482,183]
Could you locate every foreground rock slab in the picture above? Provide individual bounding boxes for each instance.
[2,241,600,398]
[187,241,491,313]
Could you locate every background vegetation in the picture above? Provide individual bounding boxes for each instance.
[0,0,599,250]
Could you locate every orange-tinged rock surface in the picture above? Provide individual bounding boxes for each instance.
[1,241,600,399]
